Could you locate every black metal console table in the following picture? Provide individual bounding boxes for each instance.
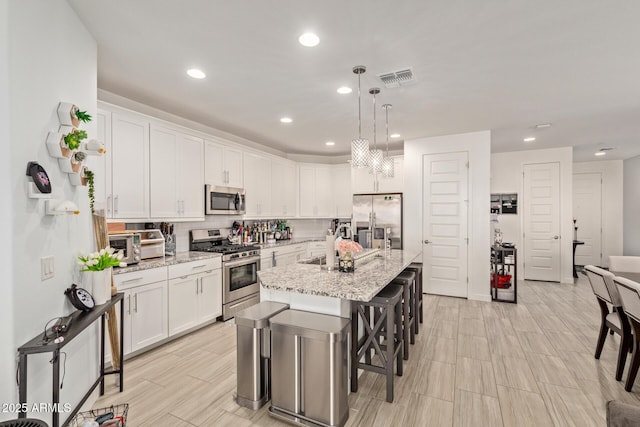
[17,293,124,427]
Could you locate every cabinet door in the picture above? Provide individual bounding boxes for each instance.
[150,125,178,217]
[315,166,333,217]
[298,166,316,217]
[243,152,271,216]
[198,269,222,323]
[130,281,168,352]
[225,146,244,188]
[377,157,404,193]
[178,134,204,219]
[122,289,134,355]
[271,159,297,217]
[204,140,225,186]
[111,112,150,218]
[94,108,111,216]
[351,166,375,194]
[168,275,199,336]
[332,164,352,218]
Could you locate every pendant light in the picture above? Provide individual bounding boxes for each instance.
[368,87,383,174]
[351,66,370,168]
[381,104,395,178]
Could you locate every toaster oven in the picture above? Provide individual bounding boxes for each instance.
[108,233,141,265]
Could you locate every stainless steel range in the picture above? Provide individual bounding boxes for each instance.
[190,229,261,320]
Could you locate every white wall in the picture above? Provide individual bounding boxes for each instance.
[624,155,640,255]
[573,160,623,266]
[405,131,491,302]
[5,0,98,421]
[0,0,15,414]
[491,147,574,283]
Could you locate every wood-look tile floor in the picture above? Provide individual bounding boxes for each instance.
[95,276,640,426]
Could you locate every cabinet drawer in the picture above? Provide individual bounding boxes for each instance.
[168,258,221,279]
[114,267,167,290]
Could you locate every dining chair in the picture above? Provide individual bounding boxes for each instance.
[612,275,640,391]
[585,265,633,381]
[609,256,640,273]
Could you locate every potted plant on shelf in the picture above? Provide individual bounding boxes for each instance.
[84,168,95,210]
[57,102,92,127]
[78,247,126,305]
[70,151,87,173]
[63,129,87,151]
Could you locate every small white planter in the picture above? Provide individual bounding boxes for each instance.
[46,132,72,158]
[57,102,79,127]
[81,139,106,155]
[57,156,74,173]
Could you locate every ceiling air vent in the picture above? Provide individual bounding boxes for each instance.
[377,68,415,88]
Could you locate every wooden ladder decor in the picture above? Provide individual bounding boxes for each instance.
[92,210,121,371]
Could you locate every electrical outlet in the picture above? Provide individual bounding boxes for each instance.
[41,255,54,280]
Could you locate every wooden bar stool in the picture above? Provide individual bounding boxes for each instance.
[405,262,424,334]
[392,270,416,360]
[351,284,404,403]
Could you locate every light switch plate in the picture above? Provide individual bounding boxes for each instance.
[41,255,54,280]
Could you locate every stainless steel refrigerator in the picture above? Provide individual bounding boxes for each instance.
[352,193,403,249]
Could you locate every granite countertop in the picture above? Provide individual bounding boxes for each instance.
[256,238,323,249]
[113,251,222,274]
[258,249,421,301]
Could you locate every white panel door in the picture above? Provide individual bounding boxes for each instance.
[198,269,222,323]
[573,173,602,266]
[168,276,199,336]
[315,166,333,217]
[204,140,225,186]
[422,152,469,298]
[332,164,352,218]
[224,146,244,188]
[523,163,561,281]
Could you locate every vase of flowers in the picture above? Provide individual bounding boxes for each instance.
[78,247,126,304]
[337,240,363,273]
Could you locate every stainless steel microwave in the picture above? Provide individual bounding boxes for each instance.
[205,185,246,215]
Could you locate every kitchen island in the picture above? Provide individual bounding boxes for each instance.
[258,249,421,317]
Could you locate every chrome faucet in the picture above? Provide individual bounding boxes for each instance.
[334,223,355,240]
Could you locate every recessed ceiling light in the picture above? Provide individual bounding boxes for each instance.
[535,123,552,129]
[523,137,536,142]
[280,117,292,124]
[594,151,606,156]
[298,32,320,47]
[325,141,335,146]
[337,86,352,94]
[186,68,206,79]
[390,133,401,138]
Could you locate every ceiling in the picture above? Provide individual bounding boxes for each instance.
[68,0,640,162]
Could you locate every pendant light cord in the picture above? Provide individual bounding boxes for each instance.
[373,91,377,149]
[385,105,390,155]
[358,72,362,139]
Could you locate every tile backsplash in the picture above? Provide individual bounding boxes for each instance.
[123,217,342,253]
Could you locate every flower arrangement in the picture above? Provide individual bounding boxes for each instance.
[78,247,127,271]
[337,240,363,259]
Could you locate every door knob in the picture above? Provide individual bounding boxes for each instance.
[553,235,559,240]
[423,240,432,244]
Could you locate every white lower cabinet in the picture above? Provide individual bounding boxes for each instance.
[115,268,169,355]
[168,259,222,336]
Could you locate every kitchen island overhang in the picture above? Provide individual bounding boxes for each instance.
[258,249,422,317]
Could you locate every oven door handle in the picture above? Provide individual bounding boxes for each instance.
[224,256,261,268]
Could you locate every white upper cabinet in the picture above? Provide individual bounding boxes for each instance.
[243,151,272,217]
[111,112,150,219]
[94,108,111,214]
[351,156,404,194]
[150,125,203,220]
[204,138,243,188]
[271,158,297,217]
[299,164,333,217]
[332,163,352,218]
[377,157,404,193]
